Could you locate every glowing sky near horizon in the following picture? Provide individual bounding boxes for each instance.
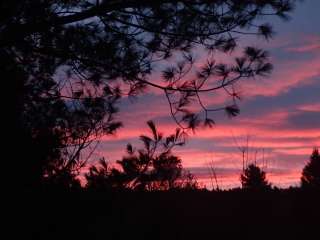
[92,1,320,189]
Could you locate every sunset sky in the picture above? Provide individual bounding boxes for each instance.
[93,0,320,189]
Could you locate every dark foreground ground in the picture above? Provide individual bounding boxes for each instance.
[14,189,320,240]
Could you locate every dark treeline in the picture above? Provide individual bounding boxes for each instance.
[19,186,320,240]
[17,141,320,240]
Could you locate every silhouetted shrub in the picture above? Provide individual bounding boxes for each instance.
[42,168,81,191]
[85,158,127,191]
[86,121,198,191]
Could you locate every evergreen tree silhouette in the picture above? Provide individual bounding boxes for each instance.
[301,148,320,189]
[241,164,271,190]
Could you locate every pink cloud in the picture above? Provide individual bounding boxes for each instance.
[285,35,320,53]
[242,57,320,97]
[297,103,320,112]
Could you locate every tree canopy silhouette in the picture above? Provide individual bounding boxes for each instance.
[2,0,297,188]
[301,148,320,189]
[86,121,198,191]
[241,164,270,190]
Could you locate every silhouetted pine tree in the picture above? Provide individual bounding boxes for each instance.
[241,164,271,190]
[2,0,297,189]
[86,121,198,191]
[301,148,320,189]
